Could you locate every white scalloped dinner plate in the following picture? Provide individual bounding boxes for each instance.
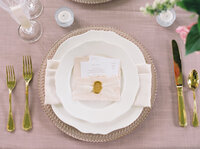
[55,41,139,123]
[51,30,148,134]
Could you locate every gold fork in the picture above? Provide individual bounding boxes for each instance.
[6,66,16,132]
[22,56,33,131]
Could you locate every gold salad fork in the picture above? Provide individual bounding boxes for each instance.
[22,56,33,131]
[6,66,16,132]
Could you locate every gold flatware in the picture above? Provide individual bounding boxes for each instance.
[6,66,16,132]
[172,40,187,127]
[22,56,33,131]
[188,69,199,127]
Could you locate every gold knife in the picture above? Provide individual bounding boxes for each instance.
[172,40,187,127]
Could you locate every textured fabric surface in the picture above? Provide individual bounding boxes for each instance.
[0,0,199,148]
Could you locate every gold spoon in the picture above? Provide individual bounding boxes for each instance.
[188,69,199,127]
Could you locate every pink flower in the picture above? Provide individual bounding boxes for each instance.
[196,52,200,54]
[176,23,196,44]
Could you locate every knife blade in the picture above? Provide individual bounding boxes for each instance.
[172,40,187,127]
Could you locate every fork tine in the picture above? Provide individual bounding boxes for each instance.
[8,65,12,81]
[7,66,10,81]
[29,56,32,74]
[12,66,15,81]
[9,66,11,81]
[27,56,30,74]
[30,56,32,74]
[11,66,13,80]
[25,56,28,73]
[26,56,28,74]
[6,66,8,83]
[24,56,27,75]
[23,56,25,76]
[8,66,12,81]
[11,66,13,81]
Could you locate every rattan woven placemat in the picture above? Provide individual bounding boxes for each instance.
[38,26,157,142]
[72,0,111,4]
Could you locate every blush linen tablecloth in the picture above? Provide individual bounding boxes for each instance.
[0,0,199,148]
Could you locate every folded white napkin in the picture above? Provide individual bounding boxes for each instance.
[134,64,152,107]
[45,60,152,107]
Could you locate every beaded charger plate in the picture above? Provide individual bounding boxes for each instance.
[38,27,157,142]
[72,0,112,4]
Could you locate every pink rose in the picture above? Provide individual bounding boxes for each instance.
[176,23,199,54]
[176,23,196,44]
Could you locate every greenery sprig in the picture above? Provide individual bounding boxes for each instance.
[176,0,200,54]
[140,0,177,16]
[141,0,200,55]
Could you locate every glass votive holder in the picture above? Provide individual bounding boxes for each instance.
[55,7,74,28]
[156,9,176,27]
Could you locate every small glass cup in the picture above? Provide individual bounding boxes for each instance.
[18,20,43,43]
[25,0,43,19]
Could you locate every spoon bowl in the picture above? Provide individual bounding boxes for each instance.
[188,70,199,90]
[188,69,199,127]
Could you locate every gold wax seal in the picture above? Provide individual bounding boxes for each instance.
[93,81,102,94]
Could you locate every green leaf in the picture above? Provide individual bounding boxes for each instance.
[177,0,200,15]
[198,16,200,31]
[186,24,200,55]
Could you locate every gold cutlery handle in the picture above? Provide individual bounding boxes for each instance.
[192,91,199,127]
[177,87,187,127]
[23,84,32,131]
[7,92,15,132]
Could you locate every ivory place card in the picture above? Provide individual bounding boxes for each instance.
[71,56,121,101]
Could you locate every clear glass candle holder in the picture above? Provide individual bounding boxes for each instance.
[55,7,74,28]
[156,9,176,27]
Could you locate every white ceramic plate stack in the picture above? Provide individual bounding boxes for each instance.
[39,27,157,142]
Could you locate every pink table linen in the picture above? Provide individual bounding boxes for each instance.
[0,0,199,148]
